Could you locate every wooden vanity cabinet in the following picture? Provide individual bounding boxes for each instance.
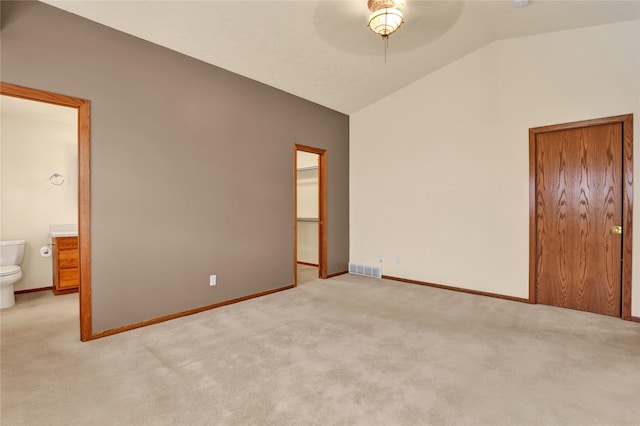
[52,236,79,295]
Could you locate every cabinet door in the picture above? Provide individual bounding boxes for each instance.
[53,236,80,294]
[57,237,78,249]
[58,249,79,269]
[59,269,80,289]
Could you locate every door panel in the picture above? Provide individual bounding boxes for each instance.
[535,123,622,316]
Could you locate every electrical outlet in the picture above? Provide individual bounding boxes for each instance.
[395,256,400,264]
[379,254,384,263]
[209,275,217,286]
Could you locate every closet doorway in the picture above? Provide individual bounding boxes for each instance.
[294,144,326,285]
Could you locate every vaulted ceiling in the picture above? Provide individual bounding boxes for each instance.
[42,1,640,114]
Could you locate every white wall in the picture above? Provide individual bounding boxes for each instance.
[1,96,77,291]
[297,151,319,170]
[351,20,640,315]
[297,151,319,264]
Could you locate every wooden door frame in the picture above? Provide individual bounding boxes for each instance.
[1,82,92,340]
[529,114,633,320]
[294,144,327,283]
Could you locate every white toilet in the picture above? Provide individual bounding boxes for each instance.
[0,240,25,309]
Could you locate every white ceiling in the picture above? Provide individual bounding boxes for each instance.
[42,0,640,114]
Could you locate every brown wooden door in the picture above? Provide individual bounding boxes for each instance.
[534,122,623,316]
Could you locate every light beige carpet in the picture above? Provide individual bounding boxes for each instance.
[1,271,639,426]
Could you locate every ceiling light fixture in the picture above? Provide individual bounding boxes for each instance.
[368,0,405,38]
[367,0,405,61]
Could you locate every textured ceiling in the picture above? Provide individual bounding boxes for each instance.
[42,0,640,114]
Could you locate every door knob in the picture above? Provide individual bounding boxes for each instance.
[612,225,622,234]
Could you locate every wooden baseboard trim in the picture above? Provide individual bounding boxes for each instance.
[630,316,640,323]
[326,270,348,278]
[14,286,53,295]
[89,284,296,340]
[382,275,531,304]
[297,261,319,267]
[52,287,79,296]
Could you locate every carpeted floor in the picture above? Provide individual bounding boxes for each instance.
[1,271,639,425]
[297,263,319,285]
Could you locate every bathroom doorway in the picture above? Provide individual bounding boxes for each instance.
[294,144,326,285]
[0,83,91,341]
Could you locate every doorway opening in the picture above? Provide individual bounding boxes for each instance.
[1,82,91,340]
[529,114,633,320]
[294,144,326,285]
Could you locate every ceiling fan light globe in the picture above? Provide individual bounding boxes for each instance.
[368,8,404,37]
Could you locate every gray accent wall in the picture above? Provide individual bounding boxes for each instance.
[1,1,349,333]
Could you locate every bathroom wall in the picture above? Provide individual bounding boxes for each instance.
[0,96,78,291]
[0,1,349,333]
[297,151,319,265]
